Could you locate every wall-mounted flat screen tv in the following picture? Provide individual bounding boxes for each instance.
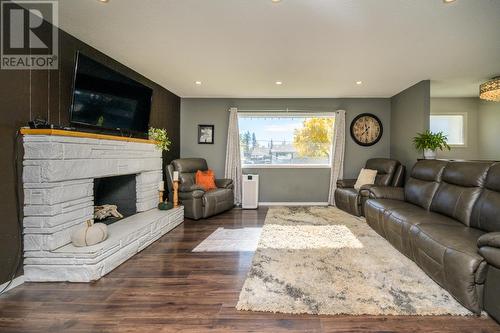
[69,52,153,136]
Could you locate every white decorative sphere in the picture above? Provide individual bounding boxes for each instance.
[71,221,108,247]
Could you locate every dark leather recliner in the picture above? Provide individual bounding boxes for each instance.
[334,158,405,216]
[365,160,500,320]
[166,158,234,220]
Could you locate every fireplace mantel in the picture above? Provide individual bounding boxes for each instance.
[21,131,184,282]
[20,128,155,144]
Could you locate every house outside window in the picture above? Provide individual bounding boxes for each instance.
[238,113,335,167]
[430,114,466,146]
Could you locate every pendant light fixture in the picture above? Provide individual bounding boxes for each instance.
[480,77,500,102]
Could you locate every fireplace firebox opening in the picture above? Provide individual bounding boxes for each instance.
[93,174,137,225]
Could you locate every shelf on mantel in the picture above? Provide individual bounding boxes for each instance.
[20,128,155,144]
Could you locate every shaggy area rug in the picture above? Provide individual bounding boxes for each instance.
[192,227,262,252]
[236,206,471,316]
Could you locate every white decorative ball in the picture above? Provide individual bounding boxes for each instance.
[71,220,108,247]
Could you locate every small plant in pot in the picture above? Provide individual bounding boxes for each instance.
[413,130,451,159]
[148,127,173,210]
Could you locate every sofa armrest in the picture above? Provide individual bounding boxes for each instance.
[337,179,356,188]
[478,232,500,248]
[179,184,206,193]
[478,233,500,269]
[359,184,376,197]
[179,190,205,200]
[215,178,233,189]
[179,184,205,200]
[367,186,405,201]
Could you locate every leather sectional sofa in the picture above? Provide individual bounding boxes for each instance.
[335,158,405,216]
[364,160,500,320]
[166,158,234,220]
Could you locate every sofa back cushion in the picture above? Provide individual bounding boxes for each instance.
[471,163,500,232]
[365,158,400,186]
[405,160,448,210]
[430,162,491,226]
[171,158,208,187]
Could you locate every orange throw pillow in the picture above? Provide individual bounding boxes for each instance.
[195,169,217,191]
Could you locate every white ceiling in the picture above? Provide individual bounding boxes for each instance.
[430,78,487,98]
[56,0,500,98]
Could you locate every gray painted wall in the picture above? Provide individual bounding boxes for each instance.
[180,98,391,202]
[390,80,430,175]
[478,100,500,160]
[429,97,500,161]
[431,98,479,160]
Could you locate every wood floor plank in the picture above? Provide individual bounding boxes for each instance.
[0,207,498,332]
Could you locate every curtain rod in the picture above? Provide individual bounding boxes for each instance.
[230,108,336,113]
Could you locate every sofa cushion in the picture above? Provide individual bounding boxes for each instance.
[411,160,448,182]
[366,158,399,186]
[195,169,217,191]
[405,178,440,210]
[382,206,458,258]
[404,160,448,210]
[335,188,361,217]
[354,168,377,190]
[179,173,195,187]
[410,223,487,313]
[365,198,415,213]
[365,199,418,237]
[430,162,490,226]
[471,162,500,232]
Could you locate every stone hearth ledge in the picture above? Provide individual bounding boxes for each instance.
[24,207,184,282]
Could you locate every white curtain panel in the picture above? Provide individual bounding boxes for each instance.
[224,107,242,205]
[328,110,346,206]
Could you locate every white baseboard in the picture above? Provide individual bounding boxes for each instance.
[259,202,329,206]
[0,275,24,294]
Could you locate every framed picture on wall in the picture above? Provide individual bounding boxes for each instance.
[198,125,214,144]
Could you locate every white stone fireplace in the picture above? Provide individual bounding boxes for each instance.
[22,132,184,282]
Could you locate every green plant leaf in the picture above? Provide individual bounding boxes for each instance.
[412,130,450,152]
[148,127,171,151]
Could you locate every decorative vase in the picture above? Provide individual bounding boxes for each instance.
[423,149,437,160]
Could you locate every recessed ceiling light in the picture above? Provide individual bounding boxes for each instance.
[443,0,456,3]
[275,81,283,85]
[98,0,109,3]
[356,81,363,85]
[271,0,282,3]
[195,81,202,85]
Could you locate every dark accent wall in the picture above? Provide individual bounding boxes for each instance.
[0,25,180,284]
[390,80,430,177]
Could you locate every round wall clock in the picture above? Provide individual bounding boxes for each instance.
[350,113,383,146]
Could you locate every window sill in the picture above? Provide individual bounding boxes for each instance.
[242,164,331,169]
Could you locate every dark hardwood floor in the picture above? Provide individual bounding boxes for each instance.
[0,207,498,332]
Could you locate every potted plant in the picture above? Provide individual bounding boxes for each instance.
[413,130,451,159]
[148,127,171,151]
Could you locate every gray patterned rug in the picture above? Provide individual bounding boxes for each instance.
[236,206,471,316]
